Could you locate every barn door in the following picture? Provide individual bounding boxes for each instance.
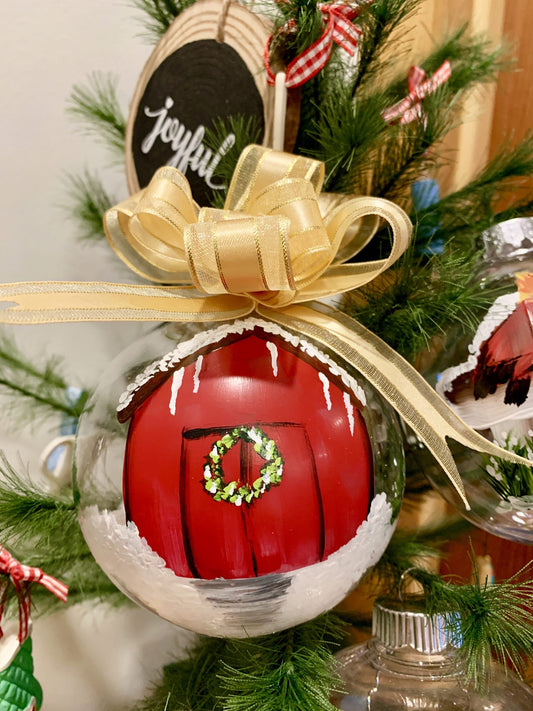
[180,422,325,579]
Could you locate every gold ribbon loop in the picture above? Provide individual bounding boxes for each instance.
[225,145,325,212]
[185,215,294,295]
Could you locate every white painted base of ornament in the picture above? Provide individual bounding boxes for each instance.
[80,492,394,638]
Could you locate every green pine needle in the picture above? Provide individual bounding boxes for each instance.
[63,170,116,243]
[416,134,533,248]
[0,456,124,614]
[341,248,508,363]
[417,562,533,690]
[133,616,345,711]
[352,0,422,95]
[220,617,345,711]
[300,22,513,201]
[0,330,90,428]
[372,517,473,591]
[128,0,195,42]
[306,89,393,193]
[365,91,452,203]
[67,73,126,158]
[371,548,533,693]
[269,0,325,65]
[203,115,264,208]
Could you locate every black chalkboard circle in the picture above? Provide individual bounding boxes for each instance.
[125,0,273,206]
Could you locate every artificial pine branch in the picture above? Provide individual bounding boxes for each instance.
[220,617,345,711]
[351,0,422,96]
[63,170,116,242]
[305,25,510,201]
[269,0,324,64]
[67,73,126,158]
[306,89,394,193]
[410,562,533,690]
[133,637,227,711]
[204,115,264,207]
[364,91,451,203]
[386,25,506,100]
[132,615,345,711]
[0,330,90,427]
[341,247,508,363]
[417,134,533,246]
[367,525,533,691]
[0,456,124,613]
[357,29,506,202]
[372,516,473,591]
[129,0,195,41]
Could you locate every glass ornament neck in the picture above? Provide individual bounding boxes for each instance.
[369,599,462,678]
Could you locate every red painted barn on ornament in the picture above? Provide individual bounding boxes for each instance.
[118,319,376,581]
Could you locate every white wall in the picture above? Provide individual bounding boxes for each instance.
[0,3,193,709]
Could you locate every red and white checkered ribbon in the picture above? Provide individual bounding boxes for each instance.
[264,2,366,89]
[382,60,452,125]
[0,546,68,643]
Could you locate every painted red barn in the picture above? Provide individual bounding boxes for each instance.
[118,320,374,581]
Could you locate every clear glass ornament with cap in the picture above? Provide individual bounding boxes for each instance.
[331,597,533,710]
[418,219,533,544]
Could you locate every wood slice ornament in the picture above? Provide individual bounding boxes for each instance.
[77,318,405,638]
[125,0,273,205]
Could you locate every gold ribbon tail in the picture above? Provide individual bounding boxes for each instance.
[0,282,254,324]
[259,302,533,511]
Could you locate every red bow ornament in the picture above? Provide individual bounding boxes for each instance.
[382,60,452,125]
[0,547,68,645]
[265,2,369,89]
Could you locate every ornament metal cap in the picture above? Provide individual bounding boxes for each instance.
[372,599,459,654]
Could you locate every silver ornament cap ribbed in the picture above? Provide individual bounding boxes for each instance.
[372,599,459,654]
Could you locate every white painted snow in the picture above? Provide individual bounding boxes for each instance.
[169,368,184,415]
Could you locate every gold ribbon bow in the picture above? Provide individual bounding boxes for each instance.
[1,145,530,508]
[104,145,408,309]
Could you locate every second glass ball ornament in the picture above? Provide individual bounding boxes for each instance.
[76,316,405,637]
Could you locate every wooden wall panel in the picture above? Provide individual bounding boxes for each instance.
[490,0,533,154]
[402,0,506,191]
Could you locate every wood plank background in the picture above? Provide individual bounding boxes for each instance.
[399,6,533,682]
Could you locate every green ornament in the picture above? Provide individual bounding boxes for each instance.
[0,638,42,711]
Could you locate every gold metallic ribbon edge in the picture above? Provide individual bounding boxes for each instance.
[257,302,533,511]
[0,282,254,324]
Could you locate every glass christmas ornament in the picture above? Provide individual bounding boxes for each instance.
[76,316,405,638]
[481,217,533,278]
[409,436,533,545]
[332,598,533,710]
[424,271,533,544]
[418,220,533,544]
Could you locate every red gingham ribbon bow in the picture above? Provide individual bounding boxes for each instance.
[382,60,452,125]
[0,546,68,643]
[264,2,367,89]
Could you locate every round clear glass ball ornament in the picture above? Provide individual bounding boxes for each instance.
[76,316,405,637]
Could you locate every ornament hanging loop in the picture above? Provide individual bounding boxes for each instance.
[398,567,423,603]
[216,0,232,43]
[272,72,287,150]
